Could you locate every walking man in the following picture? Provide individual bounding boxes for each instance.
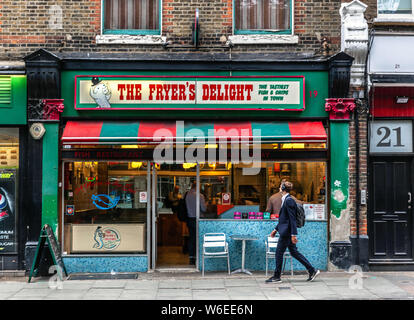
[266,181,320,283]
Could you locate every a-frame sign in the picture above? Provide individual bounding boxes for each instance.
[28,224,68,283]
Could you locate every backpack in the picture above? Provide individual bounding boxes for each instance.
[295,202,306,228]
[177,192,188,222]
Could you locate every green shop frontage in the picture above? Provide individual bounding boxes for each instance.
[0,63,27,270]
[24,49,355,274]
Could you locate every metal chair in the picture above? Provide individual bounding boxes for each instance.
[265,236,293,276]
[202,233,230,276]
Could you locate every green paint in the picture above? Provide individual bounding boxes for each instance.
[0,75,26,125]
[42,123,59,234]
[62,70,328,119]
[330,121,349,218]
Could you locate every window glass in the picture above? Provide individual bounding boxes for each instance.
[235,0,291,33]
[199,161,327,221]
[378,0,412,14]
[104,0,159,34]
[63,161,148,254]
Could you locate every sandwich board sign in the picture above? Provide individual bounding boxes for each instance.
[28,224,68,283]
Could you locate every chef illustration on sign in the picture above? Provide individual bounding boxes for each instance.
[89,77,111,108]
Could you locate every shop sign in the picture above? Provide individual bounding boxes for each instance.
[75,76,305,111]
[71,224,145,252]
[0,169,16,253]
[370,120,413,154]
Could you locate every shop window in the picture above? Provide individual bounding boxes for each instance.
[234,0,292,35]
[378,0,414,18]
[198,161,327,221]
[63,161,148,254]
[0,128,19,254]
[103,0,160,35]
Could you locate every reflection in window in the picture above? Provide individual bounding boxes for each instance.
[378,0,413,14]
[63,161,148,254]
[235,0,291,34]
[104,0,160,34]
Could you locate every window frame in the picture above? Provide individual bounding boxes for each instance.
[101,0,162,36]
[377,0,414,20]
[233,0,293,35]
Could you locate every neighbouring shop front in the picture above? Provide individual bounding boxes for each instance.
[0,66,27,270]
[367,33,414,270]
[24,49,354,274]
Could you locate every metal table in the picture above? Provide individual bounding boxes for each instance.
[230,234,259,275]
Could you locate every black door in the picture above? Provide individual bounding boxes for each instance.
[369,158,413,261]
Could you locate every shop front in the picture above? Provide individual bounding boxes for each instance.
[0,68,27,270]
[24,49,354,273]
[367,33,414,270]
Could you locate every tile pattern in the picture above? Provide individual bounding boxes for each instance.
[199,220,327,272]
[63,256,148,273]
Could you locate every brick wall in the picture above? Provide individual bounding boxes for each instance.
[0,0,354,60]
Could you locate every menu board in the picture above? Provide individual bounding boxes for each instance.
[303,204,325,220]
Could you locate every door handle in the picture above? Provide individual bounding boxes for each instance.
[409,192,412,204]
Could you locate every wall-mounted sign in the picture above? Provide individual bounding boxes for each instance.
[370,120,413,154]
[75,75,305,111]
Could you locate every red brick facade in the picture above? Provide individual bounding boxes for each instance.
[0,0,356,59]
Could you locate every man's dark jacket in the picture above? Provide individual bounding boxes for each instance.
[275,195,297,237]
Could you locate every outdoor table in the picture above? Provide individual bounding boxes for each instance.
[230,234,259,275]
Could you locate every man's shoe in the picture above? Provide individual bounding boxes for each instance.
[307,269,320,282]
[265,276,282,283]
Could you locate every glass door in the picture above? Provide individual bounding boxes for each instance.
[151,163,198,269]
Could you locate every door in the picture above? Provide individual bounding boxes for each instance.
[369,158,413,261]
[150,163,200,269]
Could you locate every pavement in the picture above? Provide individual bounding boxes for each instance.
[1,270,414,300]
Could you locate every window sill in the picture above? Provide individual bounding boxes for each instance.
[227,34,298,45]
[96,34,167,45]
[373,17,414,26]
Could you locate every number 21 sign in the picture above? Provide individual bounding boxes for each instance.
[370,120,413,153]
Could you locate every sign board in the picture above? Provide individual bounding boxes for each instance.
[0,169,17,253]
[304,204,325,220]
[370,120,413,153]
[75,76,305,111]
[139,191,147,203]
[71,223,146,253]
[28,224,68,283]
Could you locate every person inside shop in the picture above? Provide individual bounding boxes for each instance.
[266,180,320,283]
[265,179,304,217]
[168,185,182,215]
[185,181,207,265]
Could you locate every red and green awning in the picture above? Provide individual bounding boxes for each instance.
[61,120,327,144]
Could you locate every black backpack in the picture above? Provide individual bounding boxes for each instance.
[177,192,188,222]
[295,202,306,228]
